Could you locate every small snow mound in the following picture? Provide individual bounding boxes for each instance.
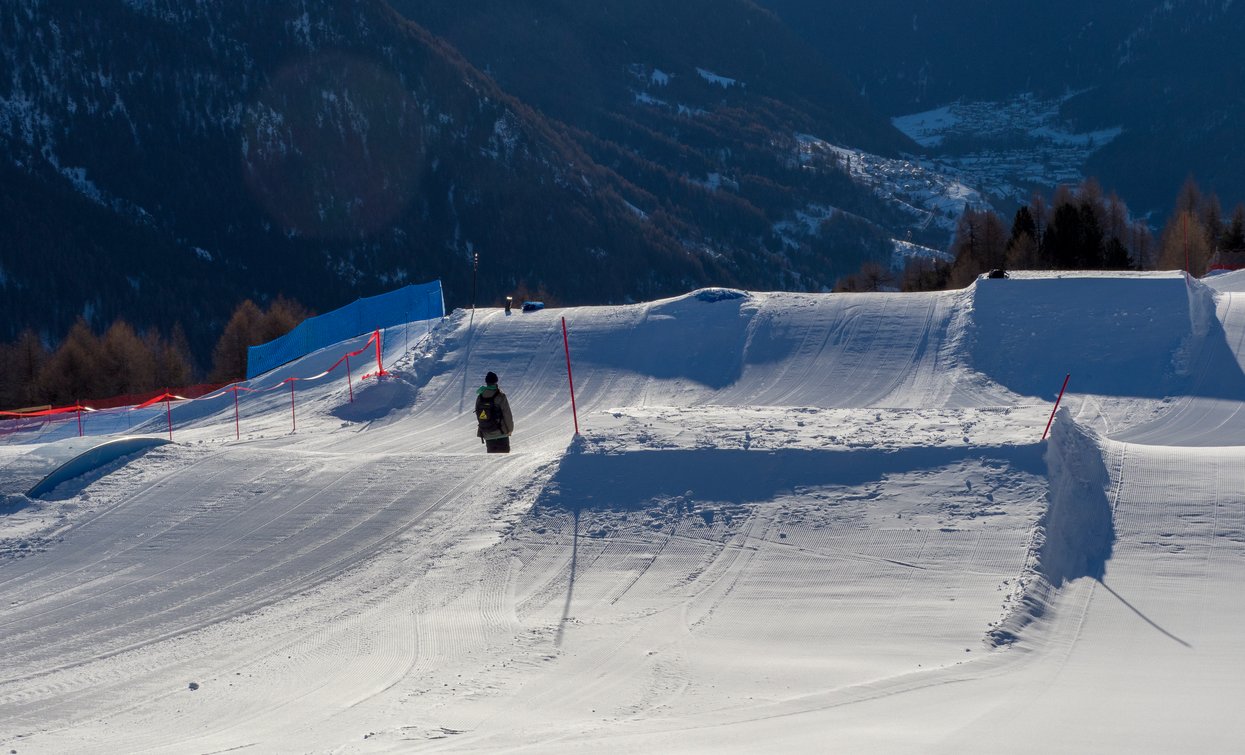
[693,288,748,303]
[331,375,417,423]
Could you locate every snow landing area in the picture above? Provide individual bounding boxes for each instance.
[2,272,1245,752]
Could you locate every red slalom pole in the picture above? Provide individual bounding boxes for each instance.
[373,329,388,378]
[562,316,580,435]
[232,386,241,440]
[346,354,355,403]
[289,380,297,433]
[165,390,173,442]
[1042,373,1071,441]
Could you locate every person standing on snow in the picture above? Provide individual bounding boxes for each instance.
[475,371,514,453]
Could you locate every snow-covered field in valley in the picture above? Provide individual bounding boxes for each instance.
[2,270,1244,753]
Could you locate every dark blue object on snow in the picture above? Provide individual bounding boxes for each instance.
[521,301,545,312]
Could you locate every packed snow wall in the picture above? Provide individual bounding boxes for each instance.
[968,272,1236,399]
[991,408,1117,645]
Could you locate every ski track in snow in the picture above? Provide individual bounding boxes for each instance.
[2,272,1245,752]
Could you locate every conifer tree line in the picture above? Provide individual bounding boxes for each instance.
[0,297,310,412]
[842,176,1245,292]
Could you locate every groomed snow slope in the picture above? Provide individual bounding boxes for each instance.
[1,273,1243,752]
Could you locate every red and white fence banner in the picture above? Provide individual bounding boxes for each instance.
[2,329,391,441]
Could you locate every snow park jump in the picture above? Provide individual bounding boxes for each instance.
[2,270,1245,752]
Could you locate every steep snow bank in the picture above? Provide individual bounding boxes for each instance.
[991,408,1116,646]
[969,272,1233,399]
[1036,410,1115,586]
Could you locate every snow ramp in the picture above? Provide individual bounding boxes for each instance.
[922,411,1245,753]
[968,272,1245,401]
[25,436,171,499]
[3,278,1245,752]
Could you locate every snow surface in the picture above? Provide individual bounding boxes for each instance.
[2,273,1245,752]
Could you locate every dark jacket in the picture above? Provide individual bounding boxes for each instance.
[475,385,514,440]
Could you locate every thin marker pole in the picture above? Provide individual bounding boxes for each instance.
[76,402,83,437]
[562,316,580,435]
[1042,373,1071,441]
[472,251,479,311]
[373,329,387,377]
[165,390,173,442]
[346,354,354,403]
[289,381,297,433]
[233,386,240,440]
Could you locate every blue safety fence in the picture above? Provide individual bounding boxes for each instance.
[247,281,444,379]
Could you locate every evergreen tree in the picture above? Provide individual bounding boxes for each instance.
[1043,202,1083,269]
[1221,204,1245,252]
[1103,237,1131,269]
[1076,200,1106,268]
[1004,206,1040,269]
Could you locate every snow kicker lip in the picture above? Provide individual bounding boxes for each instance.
[26,436,172,499]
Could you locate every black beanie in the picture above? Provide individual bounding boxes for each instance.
[485,371,499,385]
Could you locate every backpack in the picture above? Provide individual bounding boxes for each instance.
[476,391,505,436]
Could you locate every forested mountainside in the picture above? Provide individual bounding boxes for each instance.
[1,0,918,365]
[759,0,1245,214]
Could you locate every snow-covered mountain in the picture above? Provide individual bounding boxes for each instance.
[1,0,979,363]
[3,270,1244,751]
[760,0,1245,214]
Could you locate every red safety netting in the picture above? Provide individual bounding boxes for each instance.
[1,330,390,439]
